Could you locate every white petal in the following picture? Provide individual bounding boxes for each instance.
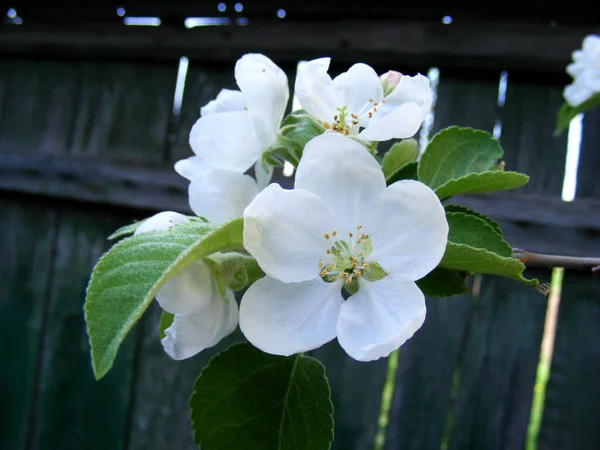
[243,184,339,283]
[174,156,205,181]
[333,63,383,117]
[235,54,289,148]
[582,35,600,54]
[368,180,448,281]
[134,211,189,234]
[239,276,342,356]
[200,89,245,116]
[564,81,593,107]
[294,133,385,227]
[189,169,260,223]
[189,111,264,173]
[337,275,426,361]
[295,58,344,124]
[359,102,425,141]
[162,288,238,360]
[155,260,217,315]
[360,74,432,141]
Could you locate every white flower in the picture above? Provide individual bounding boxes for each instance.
[135,212,238,360]
[239,134,448,361]
[294,58,432,142]
[174,53,288,221]
[564,34,600,107]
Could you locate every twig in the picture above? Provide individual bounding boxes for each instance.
[513,248,600,272]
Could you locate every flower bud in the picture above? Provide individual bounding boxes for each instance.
[379,70,403,96]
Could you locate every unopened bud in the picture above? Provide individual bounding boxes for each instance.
[379,70,403,96]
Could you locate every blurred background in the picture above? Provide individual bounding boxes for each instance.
[1,2,599,449]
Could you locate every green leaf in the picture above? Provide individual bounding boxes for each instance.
[554,92,600,136]
[418,127,503,190]
[444,204,502,236]
[277,110,326,163]
[440,212,536,285]
[203,251,264,296]
[381,139,418,179]
[85,217,244,380]
[416,268,470,297]
[190,342,334,450]
[386,162,418,185]
[158,311,174,340]
[435,171,529,199]
[107,220,146,240]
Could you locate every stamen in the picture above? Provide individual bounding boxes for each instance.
[319,261,324,268]
[320,269,327,277]
[349,232,354,238]
[323,122,331,129]
[326,249,331,254]
[324,233,330,239]
[332,230,337,236]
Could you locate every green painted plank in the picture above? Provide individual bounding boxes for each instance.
[30,208,137,450]
[0,199,57,450]
[538,273,600,450]
[384,74,500,450]
[68,60,177,162]
[127,303,246,450]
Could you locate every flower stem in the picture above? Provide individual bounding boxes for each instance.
[513,248,600,271]
[373,349,400,450]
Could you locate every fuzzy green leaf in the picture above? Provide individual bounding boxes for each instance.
[554,92,600,136]
[158,311,174,340]
[444,205,502,236]
[435,171,529,199]
[419,127,503,190]
[276,110,326,164]
[190,342,334,450]
[85,217,244,380]
[382,139,418,179]
[204,251,264,296]
[416,268,470,297]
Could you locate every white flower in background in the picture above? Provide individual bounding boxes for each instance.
[174,53,289,222]
[564,34,600,107]
[294,58,432,142]
[135,212,238,360]
[239,134,448,361]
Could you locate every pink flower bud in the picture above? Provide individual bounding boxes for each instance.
[379,71,403,96]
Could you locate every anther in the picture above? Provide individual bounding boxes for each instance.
[349,232,354,238]
[332,276,338,281]
[334,115,338,121]
[351,113,358,119]
[357,225,363,229]
[319,261,324,268]
[323,122,331,129]
[326,249,331,254]
[320,269,327,277]
[368,112,373,118]
[382,99,386,103]
[332,230,337,236]
[324,233,330,239]
[369,98,373,102]
[363,263,369,268]
[354,270,361,276]
[361,233,367,239]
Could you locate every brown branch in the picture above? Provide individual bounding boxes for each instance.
[513,248,600,272]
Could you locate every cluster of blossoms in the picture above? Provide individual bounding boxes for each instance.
[137,54,448,362]
[563,34,600,107]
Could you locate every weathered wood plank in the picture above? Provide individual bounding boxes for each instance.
[126,303,246,450]
[0,198,57,450]
[447,271,550,450]
[538,272,600,450]
[29,207,137,450]
[0,22,592,75]
[385,74,500,450]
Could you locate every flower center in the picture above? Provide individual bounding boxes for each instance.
[322,100,385,135]
[318,225,373,286]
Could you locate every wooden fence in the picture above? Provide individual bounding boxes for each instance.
[1,3,599,449]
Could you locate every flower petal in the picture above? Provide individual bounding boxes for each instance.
[564,81,593,107]
[155,261,217,315]
[134,211,189,235]
[162,288,238,360]
[254,160,274,190]
[174,156,205,181]
[235,54,289,148]
[239,276,342,356]
[359,74,432,141]
[333,63,383,118]
[294,133,385,227]
[337,275,426,361]
[200,89,245,116]
[368,180,448,281]
[243,183,339,283]
[189,111,264,172]
[189,169,260,223]
[295,58,344,124]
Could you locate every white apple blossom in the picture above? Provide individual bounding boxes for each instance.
[135,211,238,360]
[174,53,289,221]
[239,134,448,361]
[294,58,432,142]
[564,34,600,107]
